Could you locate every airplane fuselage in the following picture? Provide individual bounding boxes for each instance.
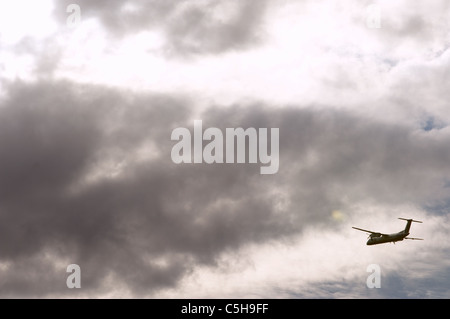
[366,231,408,245]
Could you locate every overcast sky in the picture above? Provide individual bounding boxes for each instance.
[0,0,450,298]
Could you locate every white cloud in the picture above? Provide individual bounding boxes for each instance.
[0,0,56,45]
[1,0,450,298]
[156,204,450,298]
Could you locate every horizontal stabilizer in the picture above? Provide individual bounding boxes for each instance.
[398,218,422,223]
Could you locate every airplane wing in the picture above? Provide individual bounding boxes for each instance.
[352,227,378,234]
[352,227,388,236]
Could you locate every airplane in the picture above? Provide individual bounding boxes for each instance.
[352,218,424,245]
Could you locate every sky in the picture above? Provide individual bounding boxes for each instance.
[0,0,449,298]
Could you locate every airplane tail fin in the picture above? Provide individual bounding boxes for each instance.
[398,218,422,234]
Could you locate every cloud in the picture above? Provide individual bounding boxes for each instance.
[52,0,271,56]
[0,80,195,296]
[1,0,450,299]
[0,79,450,297]
[156,208,450,299]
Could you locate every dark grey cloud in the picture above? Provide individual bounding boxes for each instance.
[1,80,450,297]
[0,80,193,296]
[0,81,290,297]
[53,0,270,56]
